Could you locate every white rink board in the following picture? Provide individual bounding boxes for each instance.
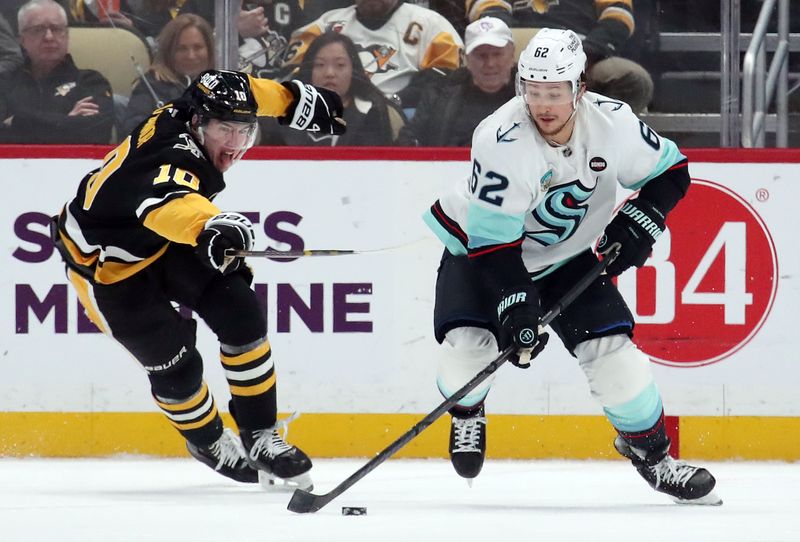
[2,157,798,416]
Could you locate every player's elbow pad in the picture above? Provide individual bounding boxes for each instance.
[638,159,691,215]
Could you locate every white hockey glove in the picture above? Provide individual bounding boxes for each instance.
[195,212,255,275]
[279,80,346,135]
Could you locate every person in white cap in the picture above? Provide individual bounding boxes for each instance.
[422,28,721,506]
[466,0,653,113]
[396,16,516,146]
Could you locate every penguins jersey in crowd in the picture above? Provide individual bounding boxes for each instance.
[54,76,293,285]
[466,0,635,56]
[283,2,463,97]
[424,91,686,279]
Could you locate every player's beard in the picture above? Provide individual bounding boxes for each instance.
[533,108,577,143]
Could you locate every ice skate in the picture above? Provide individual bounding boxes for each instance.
[614,436,722,505]
[241,414,313,491]
[449,405,487,481]
[186,428,259,483]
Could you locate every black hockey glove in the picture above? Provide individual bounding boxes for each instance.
[195,212,255,275]
[280,80,346,135]
[597,199,666,277]
[496,285,549,369]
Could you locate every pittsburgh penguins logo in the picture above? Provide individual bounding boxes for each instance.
[357,44,398,76]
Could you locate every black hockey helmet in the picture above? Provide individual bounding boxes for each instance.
[187,70,258,125]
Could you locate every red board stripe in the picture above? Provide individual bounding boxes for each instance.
[0,145,799,163]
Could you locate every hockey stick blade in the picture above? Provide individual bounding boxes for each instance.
[286,246,619,514]
[287,346,514,514]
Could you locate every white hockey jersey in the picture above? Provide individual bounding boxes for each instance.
[283,4,463,97]
[423,91,686,279]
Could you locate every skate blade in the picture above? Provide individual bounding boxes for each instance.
[672,490,723,506]
[258,470,313,492]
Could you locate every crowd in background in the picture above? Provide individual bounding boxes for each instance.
[0,0,796,147]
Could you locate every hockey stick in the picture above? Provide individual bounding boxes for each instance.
[226,238,429,259]
[227,248,358,259]
[286,244,620,514]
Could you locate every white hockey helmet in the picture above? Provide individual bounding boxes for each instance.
[517,28,587,106]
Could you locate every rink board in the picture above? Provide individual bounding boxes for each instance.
[1,146,799,460]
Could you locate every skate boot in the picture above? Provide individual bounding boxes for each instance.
[240,414,313,491]
[186,428,259,483]
[449,405,487,480]
[614,435,722,505]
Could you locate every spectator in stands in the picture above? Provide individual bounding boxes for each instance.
[1,1,29,34]
[302,0,466,33]
[260,32,404,146]
[283,0,463,108]
[0,13,23,74]
[66,1,185,52]
[121,13,213,134]
[397,16,515,146]
[0,0,113,143]
[467,0,653,113]
[66,0,136,31]
[179,0,305,80]
[301,0,351,22]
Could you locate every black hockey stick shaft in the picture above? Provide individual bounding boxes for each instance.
[287,245,619,514]
[226,238,429,259]
[226,248,356,259]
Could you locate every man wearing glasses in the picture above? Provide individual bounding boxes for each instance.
[0,0,113,143]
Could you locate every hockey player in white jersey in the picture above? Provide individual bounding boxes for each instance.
[423,28,721,506]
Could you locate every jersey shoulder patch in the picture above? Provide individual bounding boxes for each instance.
[472,98,527,148]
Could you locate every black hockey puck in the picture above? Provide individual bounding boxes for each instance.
[341,506,367,516]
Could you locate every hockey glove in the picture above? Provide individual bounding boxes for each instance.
[195,212,255,275]
[598,199,665,277]
[280,80,346,135]
[497,285,549,369]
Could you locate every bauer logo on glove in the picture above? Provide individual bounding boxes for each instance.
[280,80,346,135]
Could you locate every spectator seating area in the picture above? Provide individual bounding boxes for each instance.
[68,25,151,99]
[0,0,796,147]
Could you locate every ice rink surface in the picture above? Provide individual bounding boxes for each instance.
[0,457,797,542]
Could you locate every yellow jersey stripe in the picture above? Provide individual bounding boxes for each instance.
[155,382,209,412]
[420,32,462,71]
[66,270,108,334]
[599,6,635,34]
[169,404,219,431]
[248,75,296,117]
[220,341,271,366]
[60,230,99,267]
[142,192,220,246]
[230,373,276,397]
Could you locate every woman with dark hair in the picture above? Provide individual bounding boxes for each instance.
[121,13,214,134]
[260,31,405,146]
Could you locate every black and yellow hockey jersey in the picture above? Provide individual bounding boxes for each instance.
[53,76,294,285]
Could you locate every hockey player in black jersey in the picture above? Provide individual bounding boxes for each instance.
[51,70,345,489]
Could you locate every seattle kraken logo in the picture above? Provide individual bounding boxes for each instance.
[526,179,594,246]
